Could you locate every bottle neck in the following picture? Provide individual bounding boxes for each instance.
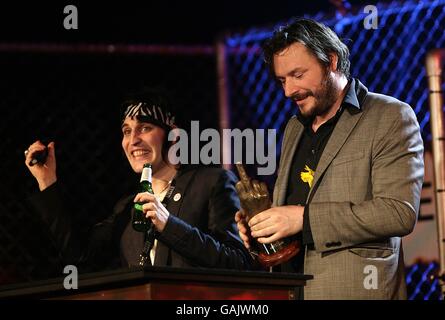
[140,180,153,194]
[140,165,153,194]
[140,166,152,183]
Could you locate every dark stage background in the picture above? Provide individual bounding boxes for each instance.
[0,49,219,283]
[1,0,352,285]
[0,0,442,300]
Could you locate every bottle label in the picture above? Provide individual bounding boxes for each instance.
[140,166,152,183]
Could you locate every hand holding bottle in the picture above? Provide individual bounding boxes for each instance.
[133,192,170,232]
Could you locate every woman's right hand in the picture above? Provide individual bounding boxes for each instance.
[24,140,57,191]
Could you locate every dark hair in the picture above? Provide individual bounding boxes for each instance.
[262,18,350,78]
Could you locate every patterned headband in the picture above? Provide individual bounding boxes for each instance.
[122,102,176,129]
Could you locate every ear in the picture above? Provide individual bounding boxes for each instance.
[329,53,339,72]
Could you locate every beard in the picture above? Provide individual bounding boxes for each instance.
[292,70,338,118]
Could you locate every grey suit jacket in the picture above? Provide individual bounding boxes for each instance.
[273,79,424,299]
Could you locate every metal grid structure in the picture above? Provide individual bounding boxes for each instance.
[224,0,445,146]
[406,261,441,299]
[0,0,444,300]
[222,0,445,299]
[0,47,218,285]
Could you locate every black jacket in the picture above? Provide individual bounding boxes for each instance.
[29,165,254,272]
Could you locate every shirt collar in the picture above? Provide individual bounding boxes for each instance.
[296,78,361,127]
[343,78,360,110]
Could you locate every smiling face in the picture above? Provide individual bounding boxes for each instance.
[274,42,339,118]
[121,117,167,173]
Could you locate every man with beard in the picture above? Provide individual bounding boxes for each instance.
[235,18,424,299]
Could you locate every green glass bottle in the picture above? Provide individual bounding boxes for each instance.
[132,163,154,232]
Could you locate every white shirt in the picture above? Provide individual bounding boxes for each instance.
[150,187,169,265]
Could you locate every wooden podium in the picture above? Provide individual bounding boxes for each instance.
[0,267,312,300]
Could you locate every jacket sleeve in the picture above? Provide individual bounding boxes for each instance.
[28,183,123,272]
[157,169,258,270]
[308,102,424,253]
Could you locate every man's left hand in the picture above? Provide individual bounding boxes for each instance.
[248,205,304,243]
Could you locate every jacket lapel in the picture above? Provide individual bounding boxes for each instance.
[153,167,197,266]
[306,80,368,203]
[275,117,304,206]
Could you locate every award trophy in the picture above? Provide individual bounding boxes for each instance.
[235,163,300,268]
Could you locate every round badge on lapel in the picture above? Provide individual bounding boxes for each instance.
[173,193,181,202]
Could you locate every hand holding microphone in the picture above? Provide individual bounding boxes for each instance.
[24,140,57,191]
[24,147,48,166]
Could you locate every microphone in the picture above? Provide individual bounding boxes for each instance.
[28,147,48,166]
